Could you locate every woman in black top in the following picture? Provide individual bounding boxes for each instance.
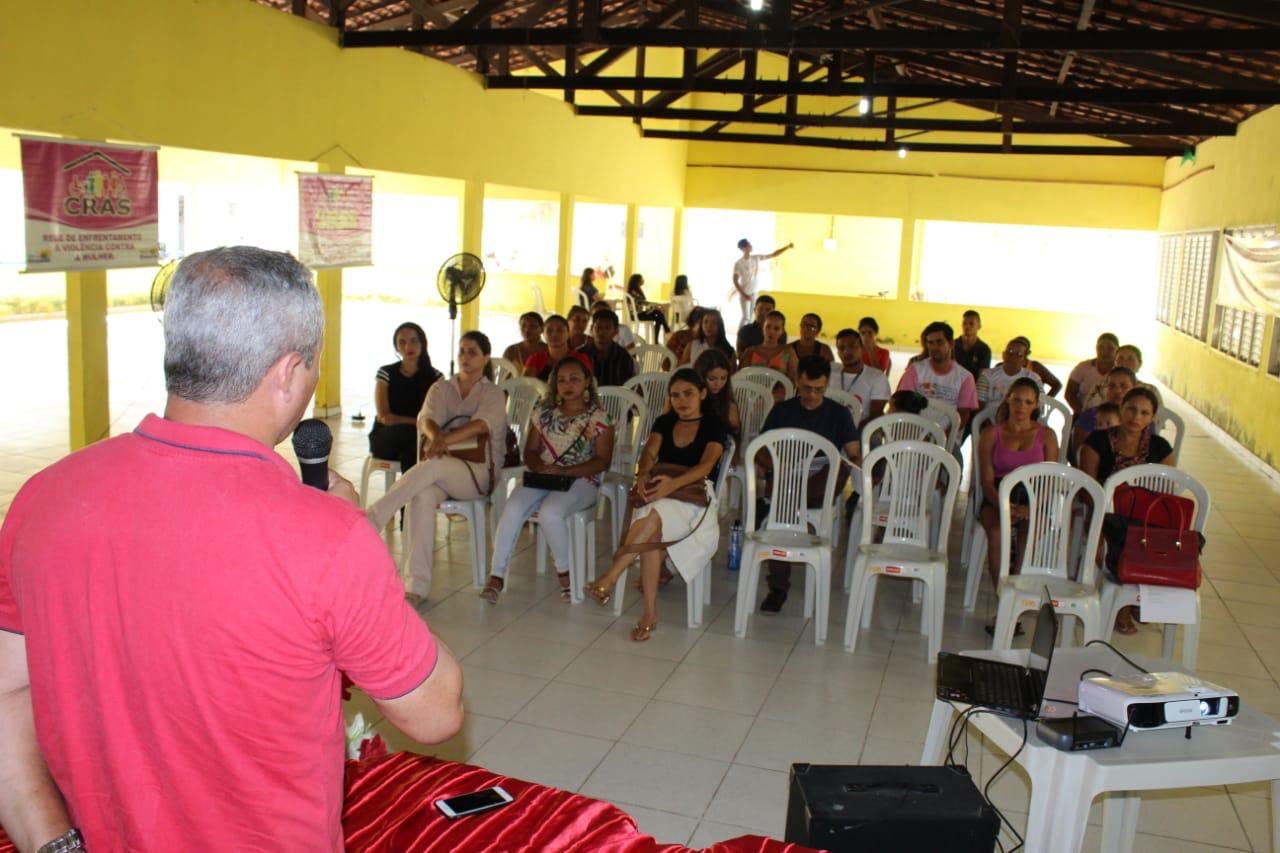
[584,368,726,641]
[627,273,671,336]
[369,322,442,473]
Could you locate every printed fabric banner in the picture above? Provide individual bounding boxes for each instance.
[21,136,160,271]
[298,173,373,268]
[1217,230,1280,314]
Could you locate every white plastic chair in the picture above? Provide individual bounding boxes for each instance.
[612,436,735,628]
[596,387,649,551]
[960,403,1002,610]
[531,283,549,317]
[623,372,671,416]
[724,382,773,517]
[530,496,598,603]
[862,413,945,450]
[922,398,962,453]
[733,429,841,645]
[1154,408,1186,463]
[736,366,795,401]
[1039,396,1074,464]
[844,441,960,662]
[823,387,863,428]
[990,463,1107,650]
[1099,464,1209,668]
[491,356,520,384]
[632,342,676,374]
[359,455,402,545]
[492,378,548,523]
[623,293,656,344]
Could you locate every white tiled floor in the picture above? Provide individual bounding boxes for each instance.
[3,363,1279,851]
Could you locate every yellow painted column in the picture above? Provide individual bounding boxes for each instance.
[667,207,683,300]
[313,268,342,418]
[460,179,484,331]
[555,192,575,313]
[896,218,918,302]
[623,203,640,284]
[311,162,344,418]
[66,270,110,449]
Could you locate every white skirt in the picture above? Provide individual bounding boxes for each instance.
[631,485,720,582]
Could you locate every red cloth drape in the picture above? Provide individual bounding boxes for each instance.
[0,752,822,853]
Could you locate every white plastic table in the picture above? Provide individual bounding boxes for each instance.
[920,646,1280,852]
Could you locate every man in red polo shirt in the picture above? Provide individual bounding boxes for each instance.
[0,247,463,851]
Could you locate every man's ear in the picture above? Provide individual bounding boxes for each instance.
[267,351,306,401]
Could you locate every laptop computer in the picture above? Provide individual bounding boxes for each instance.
[935,598,1059,719]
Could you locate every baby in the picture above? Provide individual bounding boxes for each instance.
[1094,401,1121,431]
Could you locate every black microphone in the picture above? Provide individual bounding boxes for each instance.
[292,418,332,490]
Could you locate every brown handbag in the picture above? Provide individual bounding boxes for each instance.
[620,463,712,555]
[431,416,495,496]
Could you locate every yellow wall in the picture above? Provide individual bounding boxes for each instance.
[1152,106,1280,466]
[0,0,687,206]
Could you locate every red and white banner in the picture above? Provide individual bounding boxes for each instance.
[298,173,373,268]
[20,136,160,271]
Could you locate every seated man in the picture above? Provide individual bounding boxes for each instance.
[735,294,787,358]
[896,321,979,433]
[755,357,861,613]
[831,327,890,427]
[0,246,463,851]
[591,300,638,351]
[578,308,636,387]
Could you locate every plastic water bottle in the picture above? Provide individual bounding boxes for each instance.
[727,521,743,573]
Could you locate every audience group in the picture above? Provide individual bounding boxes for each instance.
[369,276,1176,639]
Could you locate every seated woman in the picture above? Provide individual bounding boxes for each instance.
[679,308,736,367]
[976,378,1060,620]
[481,357,614,603]
[578,267,600,307]
[666,306,706,364]
[694,349,741,441]
[789,312,834,362]
[669,275,695,328]
[567,304,591,350]
[887,389,929,415]
[523,314,591,381]
[1082,344,1160,409]
[627,273,671,336]
[502,312,548,367]
[369,322,442,474]
[584,369,727,641]
[976,336,1041,406]
[859,316,892,374]
[367,331,507,608]
[1078,386,1175,635]
[1065,332,1120,414]
[740,310,798,400]
[1070,366,1136,458]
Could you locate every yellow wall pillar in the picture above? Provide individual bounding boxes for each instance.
[667,207,683,300]
[66,270,110,449]
[896,218,918,302]
[311,163,344,418]
[555,192,575,313]
[623,203,640,286]
[460,179,484,332]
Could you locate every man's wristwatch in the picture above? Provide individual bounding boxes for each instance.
[37,828,85,853]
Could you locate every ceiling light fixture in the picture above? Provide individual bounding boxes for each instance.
[748,0,764,10]
[858,97,870,115]
[898,146,908,159]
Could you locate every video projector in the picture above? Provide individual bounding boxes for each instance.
[1078,672,1239,731]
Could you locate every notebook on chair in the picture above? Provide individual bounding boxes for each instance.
[935,597,1058,719]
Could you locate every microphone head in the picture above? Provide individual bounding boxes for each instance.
[292,418,332,463]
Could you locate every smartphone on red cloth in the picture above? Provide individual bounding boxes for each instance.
[435,786,514,819]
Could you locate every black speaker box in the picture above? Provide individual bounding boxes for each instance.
[785,764,999,853]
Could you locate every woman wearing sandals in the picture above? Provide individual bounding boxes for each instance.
[367,331,506,608]
[584,369,727,641]
[482,357,615,603]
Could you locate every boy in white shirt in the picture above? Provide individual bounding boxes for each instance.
[831,328,890,426]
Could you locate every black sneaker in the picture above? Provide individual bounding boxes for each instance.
[760,590,787,613]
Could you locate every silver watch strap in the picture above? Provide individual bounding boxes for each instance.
[37,828,85,853]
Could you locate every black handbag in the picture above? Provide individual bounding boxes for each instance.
[522,470,573,491]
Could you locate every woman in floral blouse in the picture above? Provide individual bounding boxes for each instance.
[482,356,615,602]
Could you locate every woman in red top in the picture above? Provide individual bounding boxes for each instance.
[740,310,798,400]
[858,316,891,374]
[523,314,592,381]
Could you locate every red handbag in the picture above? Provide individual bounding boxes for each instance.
[1112,484,1195,529]
[1115,496,1202,589]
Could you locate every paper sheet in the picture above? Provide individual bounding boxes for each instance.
[1138,585,1198,624]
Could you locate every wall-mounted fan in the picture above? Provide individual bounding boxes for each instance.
[436,252,486,375]
[150,260,179,321]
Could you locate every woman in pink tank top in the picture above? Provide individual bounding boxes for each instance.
[975,377,1060,612]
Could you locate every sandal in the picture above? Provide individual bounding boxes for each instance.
[583,579,612,607]
[479,576,504,604]
[557,572,573,602]
[630,621,657,642]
